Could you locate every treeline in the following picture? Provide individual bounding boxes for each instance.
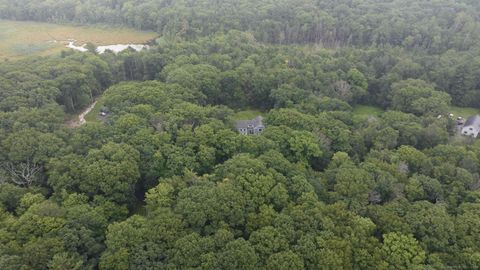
[104,31,480,108]
[4,31,477,114]
[0,54,112,113]
[1,0,480,51]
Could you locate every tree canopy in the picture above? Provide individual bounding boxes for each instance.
[1,0,480,269]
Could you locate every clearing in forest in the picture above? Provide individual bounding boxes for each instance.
[352,105,480,120]
[84,98,106,123]
[448,106,480,119]
[353,105,384,119]
[232,110,265,121]
[0,20,157,59]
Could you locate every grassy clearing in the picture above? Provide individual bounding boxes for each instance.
[351,105,478,120]
[84,99,105,123]
[232,110,265,121]
[353,105,384,118]
[448,106,480,119]
[0,20,157,59]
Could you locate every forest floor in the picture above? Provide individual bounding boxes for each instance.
[0,20,157,59]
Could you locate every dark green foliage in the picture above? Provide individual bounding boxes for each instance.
[2,0,480,54]
[2,1,480,269]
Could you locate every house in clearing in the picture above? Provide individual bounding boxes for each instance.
[236,116,265,135]
[461,115,480,138]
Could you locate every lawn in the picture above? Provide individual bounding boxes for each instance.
[0,20,157,59]
[352,105,384,118]
[232,110,265,121]
[84,99,105,123]
[351,104,478,120]
[448,106,480,119]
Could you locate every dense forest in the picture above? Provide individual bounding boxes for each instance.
[1,0,480,269]
[2,0,480,52]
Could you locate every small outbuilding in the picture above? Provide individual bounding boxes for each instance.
[461,115,480,138]
[236,116,265,135]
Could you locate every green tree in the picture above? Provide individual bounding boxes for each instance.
[49,143,140,204]
[381,232,426,270]
[249,226,288,262]
[390,79,451,116]
[219,239,258,270]
[266,251,304,270]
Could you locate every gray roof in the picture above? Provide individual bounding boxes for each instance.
[464,115,480,127]
[235,116,264,129]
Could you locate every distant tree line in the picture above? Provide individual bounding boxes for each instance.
[1,0,480,52]
[4,30,479,113]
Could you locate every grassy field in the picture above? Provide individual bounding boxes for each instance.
[84,99,105,123]
[351,104,479,119]
[448,106,480,119]
[0,20,157,59]
[352,105,384,118]
[232,110,265,121]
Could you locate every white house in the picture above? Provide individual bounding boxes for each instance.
[461,115,480,138]
[235,116,265,135]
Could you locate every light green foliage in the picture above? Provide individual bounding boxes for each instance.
[48,252,84,270]
[288,131,323,164]
[333,167,374,211]
[455,203,480,251]
[145,183,175,211]
[405,202,455,253]
[220,239,258,270]
[164,64,221,103]
[48,143,140,204]
[347,68,368,102]
[381,232,426,270]
[0,192,115,270]
[405,174,443,202]
[373,127,399,150]
[81,142,140,204]
[391,79,451,116]
[270,84,310,108]
[249,226,289,262]
[266,251,304,270]
[16,193,45,215]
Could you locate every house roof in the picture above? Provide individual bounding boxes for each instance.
[235,116,264,129]
[464,115,480,127]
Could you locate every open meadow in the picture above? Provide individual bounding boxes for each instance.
[0,20,157,59]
